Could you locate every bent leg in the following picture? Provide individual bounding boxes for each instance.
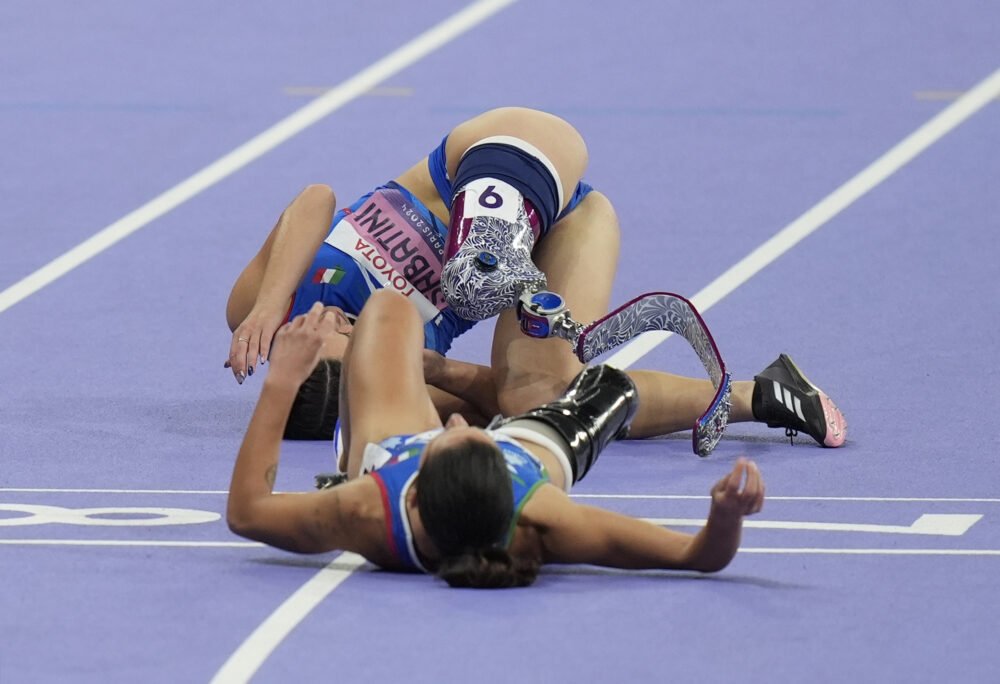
[440,108,590,321]
[491,190,620,416]
[450,111,762,439]
[488,189,756,436]
[339,290,442,478]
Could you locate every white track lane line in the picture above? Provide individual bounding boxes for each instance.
[605,64,1000,369]
[644,513,983,536]
[0,0,518,316]
[210,553,367,684]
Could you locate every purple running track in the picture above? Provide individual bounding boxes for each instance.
[1,1,999,682]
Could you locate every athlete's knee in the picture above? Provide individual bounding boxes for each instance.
[366,289,411,316]
[582,190,618,227]
[361,290,420,334]
[495,373,571,417]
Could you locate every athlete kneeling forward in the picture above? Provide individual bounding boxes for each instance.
[224,106,846,450]
[226,292,765,588]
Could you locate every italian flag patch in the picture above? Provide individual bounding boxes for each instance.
[313,267,345,284]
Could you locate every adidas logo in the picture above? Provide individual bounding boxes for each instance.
[771,380,805,421]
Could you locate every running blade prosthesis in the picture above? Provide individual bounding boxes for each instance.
[753,353,847,447]
[518,290,733,457]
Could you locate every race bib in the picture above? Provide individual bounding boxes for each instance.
[326,187,447,323]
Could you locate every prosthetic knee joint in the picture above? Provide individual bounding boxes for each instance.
[492,365,638,484]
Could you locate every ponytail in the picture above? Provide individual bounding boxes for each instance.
[436,546,540,588]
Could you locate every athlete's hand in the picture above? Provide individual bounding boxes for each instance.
[709,458,765,520]
[226,304,288,384]
[266,302,326,388]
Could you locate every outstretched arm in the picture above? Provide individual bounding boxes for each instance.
[225,184,337,383]
[536,458,765,572]
[226,302,376,555]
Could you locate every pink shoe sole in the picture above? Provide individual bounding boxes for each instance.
[818,392,847,447]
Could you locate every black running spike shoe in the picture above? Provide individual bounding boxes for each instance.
[315,472,348,490]
[752,354,847,447]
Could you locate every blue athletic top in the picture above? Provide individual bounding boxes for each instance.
[365,428,550,572]
[288,137,594,354]
[287,180,472,353]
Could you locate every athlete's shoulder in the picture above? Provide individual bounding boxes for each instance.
[512,481,570,527]
[312,477,397,566]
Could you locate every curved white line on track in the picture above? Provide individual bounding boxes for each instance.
[210,553,367,684]
[0,0,519,315]
[606,64,1000,369]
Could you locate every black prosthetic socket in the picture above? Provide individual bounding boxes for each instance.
[493,365,638,484]
[314,472,347,490]
[751,381,764,422]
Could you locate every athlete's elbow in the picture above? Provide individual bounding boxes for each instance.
[226,506,255,541]
[300,183,336,210]
[690,556,733,574]
[688,546,739,573]
[226,496,262,541]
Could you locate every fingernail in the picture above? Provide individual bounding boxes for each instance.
[236,372,245,384]
[248,366,254,376]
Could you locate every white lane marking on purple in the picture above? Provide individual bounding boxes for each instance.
[606,64,1000,369]
[644,513,982,536]
[210,552,367,684]
[0,0,520,316]
[0,503,219,526]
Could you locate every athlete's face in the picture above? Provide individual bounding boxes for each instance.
[420,413,497,466]
[316,306,354,360]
